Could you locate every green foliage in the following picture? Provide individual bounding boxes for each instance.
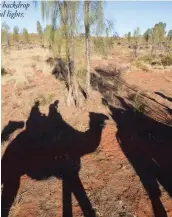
[152,22,166,44]
[161,53,172,66]
[167,30,172,41]
[44,25,54,47]
[93,36,114,57]
[2,22,10,32]
[35,93,56,106]
[133,27,140,42]
[89,1,104,35]
[143,28,152,43]
[1,22,10,44]
[135,53,172,68]
[76,67,86,81]
[157,22,166,41]
[132,93,146,113]
[134,60,151,71]
[37,21,43,40]
[127,32,131,43]
[23,28,29,43]
[51,28,63,56]
[13,26,19,42]
[136,55,161,66]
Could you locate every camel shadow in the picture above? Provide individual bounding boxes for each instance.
[91,68,172,216]
[1,100,108,217]
[103,97,172,217]
[91,67,172,217]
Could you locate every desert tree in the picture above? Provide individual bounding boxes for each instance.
[44,26,62,57]
[1,22,10,53]
[157,22,166,42]
[127,32,131,45]
[93,20,114,59]
[151,25,159,54]
[36,21,43,45]
[167,30,172,41]
[151,22,166,54]
[143,28,152,45]
[157,22,166,52]
[84,0,91,95]
[58,1,80,106]
[167,30,172,52]
[22,28,29,43]
[40,1,82,107]
[53,28,63,56]
[13,26,19,43]
[133,27,140,57]
[44,24,54,49]
[84,1,113,95]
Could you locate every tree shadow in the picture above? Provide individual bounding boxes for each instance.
[1,100,108,217]
[92,69,172,115]
[103,97,172,217]
[90,68,172,217]
[155,92,172,103]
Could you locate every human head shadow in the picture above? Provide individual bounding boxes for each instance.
[103,97,172,217]
[1,100,108,217]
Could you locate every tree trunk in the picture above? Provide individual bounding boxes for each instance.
[60,1,80,107]
[84,1,91,97]
[62,1,73,106]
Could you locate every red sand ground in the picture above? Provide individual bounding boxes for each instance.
[1,57,172,217]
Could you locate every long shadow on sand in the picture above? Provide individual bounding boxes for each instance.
[1,100,108,217]
[90,68,172,217]
[155,92,172,103]
[103,97,172,217]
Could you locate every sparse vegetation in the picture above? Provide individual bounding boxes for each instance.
[13,26,19,43]
[132,92,146,113]
[134,52,172,70]
[36,21,43,45]
[1,2,172,217]
[134,60,151,71]
[22,28,29,43]
[1,67,7,76]
[35,93,56,106]
[161,53,172,66]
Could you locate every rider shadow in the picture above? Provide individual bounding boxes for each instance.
[103,97,172,217]
[1,100,108,217]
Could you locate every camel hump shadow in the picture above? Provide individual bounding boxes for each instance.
[1,100,108,217]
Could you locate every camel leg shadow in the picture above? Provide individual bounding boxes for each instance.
[129,157,168,217]
[63,172,96,217]
[1,178,20,217]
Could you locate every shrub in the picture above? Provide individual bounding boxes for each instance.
[136,54,172,67]
[76,68,86,80]
[161,54,172,66]
[130,92,146,113]
[35,93,56,106]
[136,55,161,66]
[134,60,151,71]
[1,67,7,76]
